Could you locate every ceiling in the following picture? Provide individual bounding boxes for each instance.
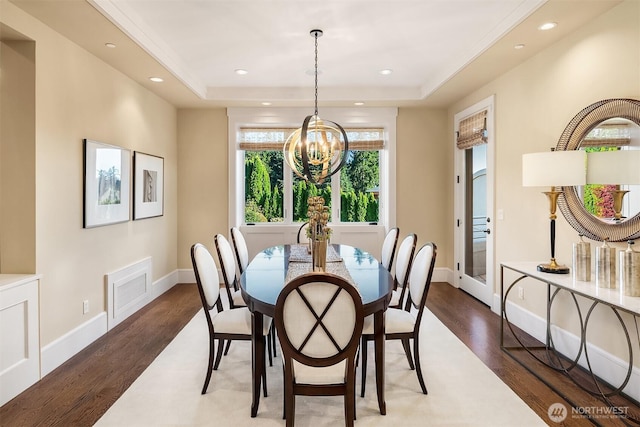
[8,0,621,108]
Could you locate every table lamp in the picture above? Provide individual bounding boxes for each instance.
[586,150,640,220]
[522,150,586,273]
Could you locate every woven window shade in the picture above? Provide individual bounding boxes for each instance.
[581,123,631,147]
[238,127,385,151]
[238,128,293,150]
[457,110,487,150]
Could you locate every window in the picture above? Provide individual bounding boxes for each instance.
[228,108,397,228]
[239,127,383,223]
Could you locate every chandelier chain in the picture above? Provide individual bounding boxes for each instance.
[314,31,319,116]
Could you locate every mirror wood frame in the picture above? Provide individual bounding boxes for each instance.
[556,98,640,242]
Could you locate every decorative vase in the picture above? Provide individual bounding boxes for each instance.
[312,238,327,272]
[595,239,616,288]
[620,240,640,297]
[572,235,591,282]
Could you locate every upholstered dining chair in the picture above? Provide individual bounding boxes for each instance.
[215,234,274,365]
[381,227,400,272]
[214,234,247,310]
[360,242,437,397]
[230,226,278,358]
[190,243,272,395]
[388,234,417,309]
[230,226,250,275]
[275,273,364,427]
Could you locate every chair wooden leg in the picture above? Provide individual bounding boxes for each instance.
[223,339,232,356]
[262,364,268,397]
[202,336,215,394]
[401,338,415,370]
[413,334,428,394]
[271,325,277,358]
[213,338,225,370]
[267,333,273,367]
[360,336,368,397]
[262,339,271,397]
[282,366,286,420]
[285,377,295,427]
[345,380,355,427]
[351,365,358,420]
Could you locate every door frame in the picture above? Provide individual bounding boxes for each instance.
[453,95,495,308]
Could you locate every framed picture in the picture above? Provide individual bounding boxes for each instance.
[133,151,164,220]
[83,139,131,228]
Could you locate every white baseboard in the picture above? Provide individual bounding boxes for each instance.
[499,298,640,403]
[178,268,196,284]
[40,270,179,378]
[433,267,452,284]
[153,270,180,297]
[40,311,107,377]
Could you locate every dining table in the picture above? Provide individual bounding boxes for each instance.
[239,243,394,417]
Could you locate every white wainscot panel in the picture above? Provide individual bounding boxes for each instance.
[0,275,41,406]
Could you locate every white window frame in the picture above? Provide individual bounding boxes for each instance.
[227,107,397,251]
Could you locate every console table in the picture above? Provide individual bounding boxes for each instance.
[500,262,640,424]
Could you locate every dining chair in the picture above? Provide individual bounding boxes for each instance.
[190,243,272,395]
[231,226,278,358]
[296,221,310,244]
[275,272,364,427]
[381,227,400,272]
[360,242,437,396]
[215,234,274,364]
[214,234,247,310]
[388,234,417,309]
[230,226,249,275]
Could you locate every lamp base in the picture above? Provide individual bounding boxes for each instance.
[537,262,570,274]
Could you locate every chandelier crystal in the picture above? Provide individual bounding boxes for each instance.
[283,29,349,185]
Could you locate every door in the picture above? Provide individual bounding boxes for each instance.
[454,96,494,307]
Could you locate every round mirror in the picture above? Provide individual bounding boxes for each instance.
[556,98,640,242]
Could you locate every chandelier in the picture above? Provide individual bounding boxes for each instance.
[283,29,349,185]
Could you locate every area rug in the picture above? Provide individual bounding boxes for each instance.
[94,308,546,426]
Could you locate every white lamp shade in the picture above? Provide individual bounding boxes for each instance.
[522,151,586,187]
[586,150,640,185]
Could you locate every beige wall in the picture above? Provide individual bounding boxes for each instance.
[1,3,178,346]
[177,108,228,268]
[1,38,35,273]
[396,107,451,268]
[449,0,640,362]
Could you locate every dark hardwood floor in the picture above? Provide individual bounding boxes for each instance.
[1,282,638,426]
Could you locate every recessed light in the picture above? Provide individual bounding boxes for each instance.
[379,69,393,76]
[538,22,557,31]
[261,102,272,106]
[149,77,164,83]
[235,69,248,75]
[514,44,525,50]
[105,43,116,48]
[354,102,364,106]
